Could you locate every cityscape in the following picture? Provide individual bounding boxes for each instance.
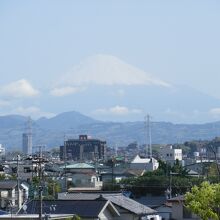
[0,1,220,220]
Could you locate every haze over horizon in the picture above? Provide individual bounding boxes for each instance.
[1,1,220,123]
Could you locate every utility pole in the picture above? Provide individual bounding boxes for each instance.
[64,135,68,192]
[38,146,43,220]
[169,171,172,199]
[111,157,115,190]
[33,145,47,220]
[16,155,20,211]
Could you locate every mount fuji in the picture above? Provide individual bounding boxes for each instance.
[46,54,220,124]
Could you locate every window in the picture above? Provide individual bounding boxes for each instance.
[24,167,31,173]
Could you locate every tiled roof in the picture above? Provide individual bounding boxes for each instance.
[131,155,151,164]
[134,196,167,208]
[19,200,111,218]
[0,181,17,189]
[58,192,156,215]
[104,194,156,215]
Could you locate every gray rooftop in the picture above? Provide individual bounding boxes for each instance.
[0,181,17,189]
[58,192,156,215]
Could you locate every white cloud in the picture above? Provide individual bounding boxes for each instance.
[12,106,55,119]
[131,109,143,114]
[0,79,39,98]
[50,86,85,97]
[115,89,125,97]
[209,108,220,116]
[57,54,171,87]
[0,100,10,107]
[94,105,142,116]
[109,106,129,115]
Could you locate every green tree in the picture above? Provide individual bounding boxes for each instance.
[171,159,189,176]
[185,181,220,220]
[46,179,61,199]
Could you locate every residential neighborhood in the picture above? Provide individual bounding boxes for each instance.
[0,132,219,219]
[1,1,220,219]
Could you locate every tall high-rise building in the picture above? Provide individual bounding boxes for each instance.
[22,133,32,155]
[60,135,106,161]
[23,117,33,155]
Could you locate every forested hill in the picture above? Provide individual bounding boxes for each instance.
[1,111,220,150]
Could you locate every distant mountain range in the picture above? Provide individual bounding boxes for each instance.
[1,111,220,151]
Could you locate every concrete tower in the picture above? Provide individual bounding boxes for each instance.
[22,117,32,155]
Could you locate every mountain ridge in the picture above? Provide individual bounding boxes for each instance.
[1,111,220,150]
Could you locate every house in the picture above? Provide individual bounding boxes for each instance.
[0,180,27,211]
[60,163,103,190]
[159,145,182,165]
[7,156,47,183]
[71,173,102,189]
[18,199,120,220]
[184,161,211,175]
[133,195,171,220]
[100,167,145,184]
[9,161,33,183]
[58,192,161,220]
[168,195,200,220]
[154,204,172,220]
[130,155,159,171]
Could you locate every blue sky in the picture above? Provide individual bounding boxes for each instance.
[0,1,220,123]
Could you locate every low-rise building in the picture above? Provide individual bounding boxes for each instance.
[19,199,120,220]
[60,163,102,190]
[130,155,159,171]
[58,192,161,220]
[159,145,182,164]
[168,195,200,220]
[0,180,27,211]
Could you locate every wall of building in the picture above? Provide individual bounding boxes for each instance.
[60,135,106,161]
[114,205,139,220]
[98,207,116,220]
[160,146,182,162]
[171,203,183,220]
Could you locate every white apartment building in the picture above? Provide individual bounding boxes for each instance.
[130,155,159,171]
[160,145,182,163]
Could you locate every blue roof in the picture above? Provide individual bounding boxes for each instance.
[0,210,8,215]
